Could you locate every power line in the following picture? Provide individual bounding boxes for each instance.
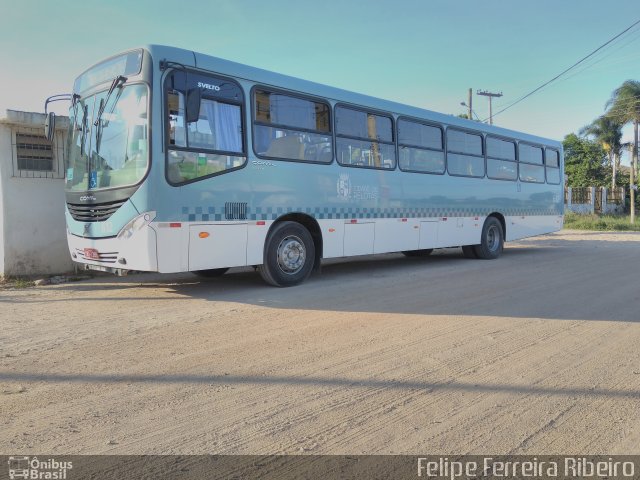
[552,30,640,87]
[486,18,640,122]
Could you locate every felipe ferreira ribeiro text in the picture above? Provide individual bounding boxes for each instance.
[417,457,635,478]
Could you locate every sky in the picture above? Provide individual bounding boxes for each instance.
[1,0,639,163]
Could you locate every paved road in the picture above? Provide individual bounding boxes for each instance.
[1,230,639,454]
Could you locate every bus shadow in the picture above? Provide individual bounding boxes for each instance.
[0,371,638,400]
[34,235,640,323]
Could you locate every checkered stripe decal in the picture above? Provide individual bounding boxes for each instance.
[181,206,224,222]
[181,206,562,221]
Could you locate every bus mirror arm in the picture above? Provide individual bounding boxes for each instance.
[186,88,201,123]
[44,93,73,142]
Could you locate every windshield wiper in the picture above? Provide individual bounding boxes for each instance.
[94,75,127,154]
[94,75,127,127]
[80,104,88,157]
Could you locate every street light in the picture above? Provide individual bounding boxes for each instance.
[460,101,482,122]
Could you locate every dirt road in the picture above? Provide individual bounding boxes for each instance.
[1,230,639,454]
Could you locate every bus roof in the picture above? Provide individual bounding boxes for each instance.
[144,44,561,149]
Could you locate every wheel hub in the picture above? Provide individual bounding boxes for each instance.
[487,225,500,252]
[277,235,306,274]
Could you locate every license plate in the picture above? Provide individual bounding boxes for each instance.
[84,248,100,260]
[84,263,111,273]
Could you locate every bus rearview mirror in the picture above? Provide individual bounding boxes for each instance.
[45,112,56,142]
[186,89,201,123]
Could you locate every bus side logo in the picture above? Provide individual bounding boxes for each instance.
[198,82,221,91]
[337,173,351,199]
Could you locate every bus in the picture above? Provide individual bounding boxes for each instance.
[54,45,564,287]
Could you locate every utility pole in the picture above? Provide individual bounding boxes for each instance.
[467,88,472,121]
[477,90,503,125]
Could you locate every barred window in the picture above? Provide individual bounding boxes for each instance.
[16,133,54,171]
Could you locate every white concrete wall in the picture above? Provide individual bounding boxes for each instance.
[566,204,594,214]
[0,111,73,276]
[2,176,71,275]
[0,122,8,275]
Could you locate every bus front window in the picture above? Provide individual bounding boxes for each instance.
[65,83,149,191]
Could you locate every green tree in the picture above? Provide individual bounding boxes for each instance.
[605,80,640,222]
[579,115,623,189]
[562,133,608,187]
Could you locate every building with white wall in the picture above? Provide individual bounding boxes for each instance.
[0,110,73,276]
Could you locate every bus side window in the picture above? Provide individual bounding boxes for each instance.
[265,133,304,160]
[253,89,333,163]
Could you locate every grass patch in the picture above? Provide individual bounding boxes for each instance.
[564,212,640,231]
[0,276,35,289]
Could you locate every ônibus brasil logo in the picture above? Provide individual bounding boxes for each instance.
[7,456,73,479]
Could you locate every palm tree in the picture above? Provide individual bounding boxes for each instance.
[580,116,622,189]
[606,80,640,223]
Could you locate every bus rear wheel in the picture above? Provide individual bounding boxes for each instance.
[259,221,315,287]
[473,217,504,260]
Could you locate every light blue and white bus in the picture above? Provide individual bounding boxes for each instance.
[57,45,563,286]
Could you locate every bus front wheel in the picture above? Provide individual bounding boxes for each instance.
[473,217,504,259]
[259,221,315,287]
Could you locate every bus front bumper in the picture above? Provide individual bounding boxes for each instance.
[67,226,158,274]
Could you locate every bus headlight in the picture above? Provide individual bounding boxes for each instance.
[117,211,156,240]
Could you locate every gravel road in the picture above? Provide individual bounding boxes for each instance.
[1,230,639,454]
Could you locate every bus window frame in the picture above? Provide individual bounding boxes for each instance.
[445,126,486,179]
[517,141,546,184]
[163,68,248,187]
[334,102,397,171]
[396,116,446,176]
[251,85,334,166]
[544,147,561,185]
[486,134,518,182]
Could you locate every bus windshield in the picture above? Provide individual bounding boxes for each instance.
[66,83,149,191]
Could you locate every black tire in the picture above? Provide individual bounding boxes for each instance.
[259,221,315,287]
[462,245,479,259]
[473,217,504,260]
[193,268,229,278]
[401,249,434,257]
